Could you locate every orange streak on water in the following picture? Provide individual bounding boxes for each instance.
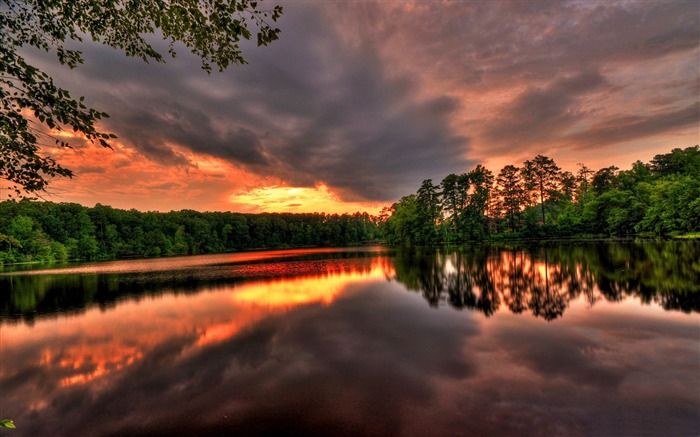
[1,258,392,392]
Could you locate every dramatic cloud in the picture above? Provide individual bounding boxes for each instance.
[565,101,700,149]
[340,0,699,168]
[483,70,610,151]
[20,0,699,212]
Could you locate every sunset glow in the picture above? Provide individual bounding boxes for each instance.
[230,184,384,214]
[10,1,694,214]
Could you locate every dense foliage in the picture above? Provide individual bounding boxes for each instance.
[1,0,282,196]
[0,145,696,265]
[0,202,379,264]
[381,146,699,244]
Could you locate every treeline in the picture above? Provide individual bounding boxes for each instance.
[1,146,697,264]
[380,146,699,244]
[0,203,380,264]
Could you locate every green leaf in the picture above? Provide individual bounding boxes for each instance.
[0,419,16,429]
[1,0,284,196]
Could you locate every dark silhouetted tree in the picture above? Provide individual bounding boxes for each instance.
[494,165,527,231]
[415,179,441,244]
[522,155,561,225]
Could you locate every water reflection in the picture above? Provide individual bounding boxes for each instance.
[1,256,399,435]
[0,244,698,436]
[0,249,393,324]
[9,259,390,388]
[392,241,699,319]
[2,242,697,325]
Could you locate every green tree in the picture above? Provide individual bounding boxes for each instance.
[468,165,494,217]
[5,214,58,261]
[381,195,419,245]
[559,171,576,201]
[173,225,189,255]
[637,175,700,235]
[415,179,441,244]
[592,166,619,194]
[649,146,700,177]
[8,214,34,242]
[439,173,464,241]
[494,165,527,231]
[462,165,494,240]
[1,0,283,195]
[574,163,594,204]
[522,155,561,225]
[77,233,100,260]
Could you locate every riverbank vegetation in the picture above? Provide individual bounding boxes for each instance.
[380,146,699,245]
[0,146,697,265]
[0,204,379,264]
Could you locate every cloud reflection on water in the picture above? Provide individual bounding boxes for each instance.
[0,245,698,436]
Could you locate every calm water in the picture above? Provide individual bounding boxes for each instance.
[1,242,698,436]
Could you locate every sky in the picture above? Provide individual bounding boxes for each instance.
[20,0,700,214]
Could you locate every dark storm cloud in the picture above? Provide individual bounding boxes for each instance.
[484,71,608,150]
[24,0,699,206]
[39,1,470,201]
[105,107,191,166]
[341,0,698,158]
[394,0,699,86]
[100,96,269,167]
[218,4,471,199]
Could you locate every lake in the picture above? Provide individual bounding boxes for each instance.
[1,242,698,436]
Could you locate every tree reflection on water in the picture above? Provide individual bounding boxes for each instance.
[0,243,698,436]
[0,252,389,324]
[391,240,699,320]
[0,241,697,324]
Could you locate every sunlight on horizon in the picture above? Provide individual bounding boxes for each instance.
[229,183,384,214]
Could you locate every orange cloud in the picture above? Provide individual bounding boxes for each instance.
[38,138,386,214]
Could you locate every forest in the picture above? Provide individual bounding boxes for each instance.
[0,205,380,264]
[0,145,697,264]
[380,146,699,245]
